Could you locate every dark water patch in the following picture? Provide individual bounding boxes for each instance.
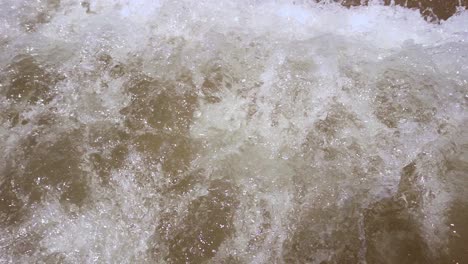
[1,55,62,105]
[121,76,197,131]
[152,179,239,263]
[20,0,61,32]
[283,202,362,263]
[321,0,468,21]
[364,197,434,264]
[0,129,89,227]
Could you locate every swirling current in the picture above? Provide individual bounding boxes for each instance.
[0,0,467,263]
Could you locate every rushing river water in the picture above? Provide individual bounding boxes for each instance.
[0,0,467,263]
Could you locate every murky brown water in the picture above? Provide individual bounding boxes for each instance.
[1,0,467,263]
[334,0,467,21]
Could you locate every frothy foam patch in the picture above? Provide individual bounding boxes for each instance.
[0,0,467,263]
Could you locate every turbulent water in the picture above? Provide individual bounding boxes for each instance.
[0,0,467,263]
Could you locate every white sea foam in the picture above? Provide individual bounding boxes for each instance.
[0,0,467,263]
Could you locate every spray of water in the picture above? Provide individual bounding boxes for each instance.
[0,0,467,263]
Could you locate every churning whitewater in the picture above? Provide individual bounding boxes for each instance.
[0,0,467,263]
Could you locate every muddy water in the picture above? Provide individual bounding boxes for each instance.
[0,0,467,263]
[333,0,467,21]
